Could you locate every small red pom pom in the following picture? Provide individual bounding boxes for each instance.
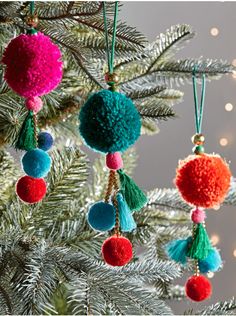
[102,235,133,266]
[16,176,47,204]
[185,275,212,302]
[175,154,231,208]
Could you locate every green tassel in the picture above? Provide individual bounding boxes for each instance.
[117,169,147,211]
[187,223,213,260]
[15,111,36,151]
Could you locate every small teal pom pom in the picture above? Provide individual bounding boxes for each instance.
[87,201,115,232]
[117,193,136,232]
[199,248,222,273]
[38,132,53,151]
[165,237,192,264]
[22,148,51,178]
[79,90,141,153]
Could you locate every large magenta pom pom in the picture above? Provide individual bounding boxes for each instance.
[2,32,63,97]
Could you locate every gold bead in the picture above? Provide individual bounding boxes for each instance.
[25,14,39,28]
[105,72,119,85]
[191,133,205,145]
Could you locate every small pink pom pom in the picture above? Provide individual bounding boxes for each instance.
[191,208,206,224]
[25,97,43,113]
[106,152,123,170]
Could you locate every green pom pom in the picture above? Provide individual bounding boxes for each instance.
[117,169,147,211]
[187,224,212,260]
[15,111,36,151]
[79,89,141,153]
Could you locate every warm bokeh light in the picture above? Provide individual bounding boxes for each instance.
[225,103,234,111]
[213,205,220,211]
[232,59,236,67]
[210,27,219,36]
[207,272,215,278]
[232,71,236,79]
[233,249,236,257]
[219,138,228,146]
[211,234,220,246]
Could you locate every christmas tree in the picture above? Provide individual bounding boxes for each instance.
[0,1,235,315]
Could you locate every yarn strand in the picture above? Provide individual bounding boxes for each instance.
[102,1,119,74]
[192,67,206,134]
[30,1,35,15]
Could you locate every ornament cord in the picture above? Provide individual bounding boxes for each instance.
[102,1,119,74]
[192,67,206,134]
[30,1,35,15]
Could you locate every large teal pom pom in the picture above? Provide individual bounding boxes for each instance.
[87,201,115,232]
[117,193,136,232]
[199,248,222,273]
[165,237,192,264]
[79,90,141,153]
[22,148,51,178]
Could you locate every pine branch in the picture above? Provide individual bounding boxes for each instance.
[185,297,236,315]
[139,103,176,122]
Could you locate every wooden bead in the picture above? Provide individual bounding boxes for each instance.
[105,72,119,85]
[25,14,39,27]
[191,134,205,145]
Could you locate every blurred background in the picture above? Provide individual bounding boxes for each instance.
[119,2,236,314]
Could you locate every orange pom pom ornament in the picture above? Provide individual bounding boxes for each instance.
[165,68,231,302]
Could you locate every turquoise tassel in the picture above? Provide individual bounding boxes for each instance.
[116,193,136,232]
[165,237,192,264]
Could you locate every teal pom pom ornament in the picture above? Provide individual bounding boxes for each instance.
[87,201,116,232]
[165,237,192,264]
[117,193,136,232]
[79,90,141,153]
[199,248,222,273]
[22,148,51,178]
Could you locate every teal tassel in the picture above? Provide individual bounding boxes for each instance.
[116,193,136,232]
[165,237,192,264]
[117,169,147,211]
[15,111,36,151]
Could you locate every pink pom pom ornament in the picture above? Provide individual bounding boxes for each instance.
[2,32,63,98]
[191,208,206,224]
[25,97,43,113]
[106,152,123,170]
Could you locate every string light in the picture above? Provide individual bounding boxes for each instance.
[225,103,233,112]
[210,27,219,36]
[233,249,236,257]
[211,234,220,246]
[232,71,236,79]
[219,138,228,146]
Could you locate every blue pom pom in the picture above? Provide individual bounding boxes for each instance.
[117,193,136,232]
[22,149,51,178]
[79,90,141,153]
[87,201,115,232]
[38,132,54,151]
[199,248,222,273]
[165,237,192,264]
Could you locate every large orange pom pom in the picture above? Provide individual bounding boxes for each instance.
[175,154,231,208]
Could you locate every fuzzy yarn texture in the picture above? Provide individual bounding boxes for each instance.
[25,97,43,113]
[117,193,136,232]
[191,208,206,224]
[165,237,192,265]
[16,175,47,204]
[199,248,222,273]
[38,132,54,151]
[22,149,51,178]
[79,90,141,153]
[102,235,133,266]
[87,201,115,232]
[2,32,63,97]
[185,275,212,302]
[175,154,231,208]
[106,152,123,170]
